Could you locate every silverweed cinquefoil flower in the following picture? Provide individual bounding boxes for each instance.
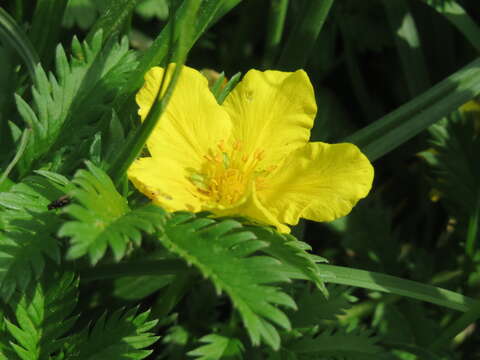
[128,65,374,233]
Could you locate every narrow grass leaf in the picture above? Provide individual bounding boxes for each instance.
[277,0,333,70]
[345,57,480,161]
[317,264,477,312]
[0,7,39,80]
[423,0,480,52]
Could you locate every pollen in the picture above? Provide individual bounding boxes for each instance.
[188,140,274,206]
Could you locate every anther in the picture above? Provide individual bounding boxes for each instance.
[218,140,226,152]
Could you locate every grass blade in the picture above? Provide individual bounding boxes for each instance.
[263,0,289,68]
[316,264,476,312]
[29,0,67,67]
[108,0,201,184]
[277,0,333,70]
[384,0,430,97]
[344,57,480,161]
[0,6,39,80]
[422,0,480,52]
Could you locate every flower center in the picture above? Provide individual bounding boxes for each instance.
[188,140,275,206]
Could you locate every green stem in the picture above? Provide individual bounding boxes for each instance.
[316,264,476,312]
[277,0,333,70]
[108,0,200,184]
[79,259,188,281]
[263,0,289,68]
[127,0,227,95]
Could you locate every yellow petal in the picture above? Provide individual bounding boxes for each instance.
[259,142,374,227]
[222,69,316,165]
[136,65,232,170]
[127,157,202,212]
[210,183,290,233]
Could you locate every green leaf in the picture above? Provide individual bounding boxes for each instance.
[103,110,126,164]
[0,174,69,300]
[345,57,480,161]
[135,0,169,20]
[70,307,159,360]
[277,0,333,71]
[108,0,201,184]
[248,226,328,296]
[421,113,480,222]
[263,0,289,68]
[15,31,138,174]
[62,0,108,29]
[316,264,477,312]
[290,286,352,328]
[384,0,430,97]
[188,333,245,360]
[59,161,168,264]
[422,0,480,52]
[288,329,381,359]
[159,214,296,350]
[3,272,79,359]
[121,0,235,98]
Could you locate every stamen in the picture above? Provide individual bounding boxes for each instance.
[255,150,265,161]
[222,152,230,168]
[218,140,226,152]
[188,140,271,206]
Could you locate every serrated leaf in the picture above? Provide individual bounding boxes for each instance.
[188,333,245,360]
[0,175,69,301]
[159,214,296,350]
[59,161,168,264]
[71,307,159,360]
[3,272,79,359]
[421,112,480,221]
[15,30,138,174]
[248,226,328,296]
[290,286,352,328]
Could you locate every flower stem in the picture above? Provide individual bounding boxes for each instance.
[108,0,200,185]
[79,259,188,281]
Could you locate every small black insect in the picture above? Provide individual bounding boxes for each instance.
[47,195,71,210]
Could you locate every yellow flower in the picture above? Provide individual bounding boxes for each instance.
[128,65,374,233]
